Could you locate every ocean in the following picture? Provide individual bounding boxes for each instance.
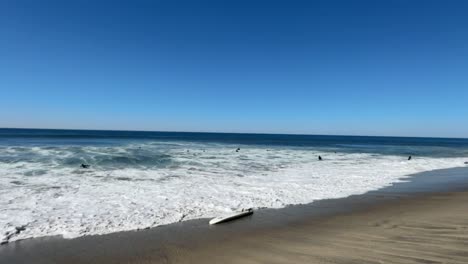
[1,128,467,243]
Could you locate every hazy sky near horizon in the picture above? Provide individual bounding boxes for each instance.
[1,0,468,137]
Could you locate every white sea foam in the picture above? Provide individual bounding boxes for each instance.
[0,142,466,243]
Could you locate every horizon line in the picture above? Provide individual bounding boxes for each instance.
[1,127,467,140]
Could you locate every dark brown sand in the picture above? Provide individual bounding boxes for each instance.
[1,167,468,264]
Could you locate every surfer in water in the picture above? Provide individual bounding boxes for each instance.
[80,164,90,169]
[236,148,240,152]
[318,155,322,161]
[408,156,412,160]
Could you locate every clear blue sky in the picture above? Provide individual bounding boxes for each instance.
[1,0,467,137]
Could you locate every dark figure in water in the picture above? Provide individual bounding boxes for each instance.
[236,148,240,152]
[318,155,322,161]
[80,164,90,169]
[408,156,412,160]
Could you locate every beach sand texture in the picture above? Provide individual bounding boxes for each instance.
[184,192,468,264]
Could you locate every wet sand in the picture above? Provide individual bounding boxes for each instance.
[1,167,468,264]
[182,190,468,264]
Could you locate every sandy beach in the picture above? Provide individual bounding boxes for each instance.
[182,190,468,264]
[1,167,468,264]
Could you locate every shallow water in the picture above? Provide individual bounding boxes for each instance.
[1,129,467,243]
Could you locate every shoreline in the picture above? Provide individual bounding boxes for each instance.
[1,166,468,263]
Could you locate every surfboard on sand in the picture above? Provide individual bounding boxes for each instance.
[209,208,254,225]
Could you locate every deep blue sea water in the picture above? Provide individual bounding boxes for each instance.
[1,128,468,156]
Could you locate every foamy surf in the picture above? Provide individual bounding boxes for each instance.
[1,139,467,244]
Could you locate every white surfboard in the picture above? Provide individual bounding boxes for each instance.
[209,208,254,225]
